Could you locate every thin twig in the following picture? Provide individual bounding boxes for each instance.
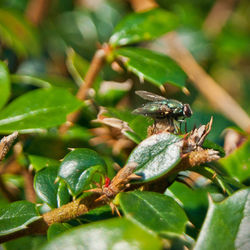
[203,0,239,37]
[59,48,106,134]
[25,0,50,26]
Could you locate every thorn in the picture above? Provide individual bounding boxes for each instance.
[160,85,166,94]
[113,162,122,171]
[128,174,142,180]
[54,176,60,184]
[182,87,190,96]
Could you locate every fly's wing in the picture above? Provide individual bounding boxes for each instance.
[135,90,166,101]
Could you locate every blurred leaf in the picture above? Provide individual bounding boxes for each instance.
[115,47,186,88]
[195,188,250,250]
[110,8,178,46]
[0,9,40,57]
[192,166,244,195]
[203,140,225,157]
[0,201,40,236]
[219,140,250,183]
[118,191,188,236]
[3,235,47,250]
[0,88,82,133]
[47,223,72,241]
[58,149,106,196]
[0,61,11,110]
[41,218,162,250]
[66,48,93,86]
[34,167,59,208]
[28,154,60,172]
[128,133,181,182]
[11,74,77,92]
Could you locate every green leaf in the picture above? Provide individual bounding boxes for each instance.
[66,48,101,87]
[42,218,162,250]
[115,47,186,88]
[0,61,11,110]
[203,139,225,157]
[3,235,47,250]
[195,188,250,250]
[47,223,72,241]
[0,201,40,236]
[166,182,209,233]
[109,8,178,46]
[118,191,188,236]
[34,167,59,208]
[0,9,40,57]
[219,140,250,182]
[11,74,77,92]
[58,149,106,196]
[28,154,60,172]
[127,133,181,182]
[0,88,82,133]
[57,180,70,207]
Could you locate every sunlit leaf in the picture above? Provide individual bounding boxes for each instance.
[0,88,82,133]
[119,191,188,236]
[110,8,178,46]
[115,47,186,88]
[128,133,181,182]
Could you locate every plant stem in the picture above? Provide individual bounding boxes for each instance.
[59,48,106,134]
[25,0,50,26]
[164,32,250,133]
[203,0,239,37]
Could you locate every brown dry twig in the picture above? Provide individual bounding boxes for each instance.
[203,0,239,37]
[0,132,18,162]
[85,162,141,215]
[90,107,135,155]
[59,47,107,134]
[164,32,250,133]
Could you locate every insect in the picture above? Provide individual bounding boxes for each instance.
[133,90,192,132]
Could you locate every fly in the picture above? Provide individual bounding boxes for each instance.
[133,90,192,133]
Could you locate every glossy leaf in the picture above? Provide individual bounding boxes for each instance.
[11,74,76,91]
[28,154,60,172]
[42,218,162,250]
[0,61,11,110]
[57,181,70,207]
[58,149,106,196]
[219,140,250,182]
[118,191,188,236]
[0,9,40,57]
[115,47,186,88]
[0,88,82,133]
[34,167,59,208]
[127,133,181,182]
[47,223,72,241]
[195,188,250,250]
[0,201,40,236]
[109,8,178,46]
[166,182,210,232]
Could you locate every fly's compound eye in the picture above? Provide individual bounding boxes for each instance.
[183,104,192,117]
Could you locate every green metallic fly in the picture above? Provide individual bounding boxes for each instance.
[133,90,192,132]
